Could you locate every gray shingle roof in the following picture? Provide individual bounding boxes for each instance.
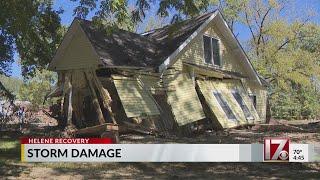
[78,11,215,70]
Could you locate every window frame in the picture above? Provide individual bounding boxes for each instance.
[202,35,222,67]
[249,94,257,109]
[231,89,254,120]
[213,90,237,121]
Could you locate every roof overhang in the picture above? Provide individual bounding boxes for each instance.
[158,11,262,86]
[158,11,219,73]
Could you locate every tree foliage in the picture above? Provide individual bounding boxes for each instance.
[0,0,63,99]
[0,75,23,97]
[18,69,57,110]
[0,0,63,77]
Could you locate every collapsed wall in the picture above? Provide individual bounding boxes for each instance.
[54,67,264,137]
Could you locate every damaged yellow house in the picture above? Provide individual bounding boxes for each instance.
[48,10,268,135]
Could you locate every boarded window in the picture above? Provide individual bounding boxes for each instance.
[213,91,236,121]
[203,35,221,66]
[203,35,212,64]
[232,90,254,120]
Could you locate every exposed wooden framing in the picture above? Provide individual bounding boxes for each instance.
[99,63,154,71]
[71,71,87,127]
[60,93,66,118]
[84,71,105,124]
[67,85,73,126]
[91,70,117,124]
[63,72,73,126]
[60,73,68,118]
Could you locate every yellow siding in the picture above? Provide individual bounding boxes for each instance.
[197,80,237,128]
[165,73,205,126]
[215,80,260,124]
[167,19,267,125]
[113,76,160,117]
[139,75,162,94]
[52,25,101,70]
[241,80,267,123]
[173,21,247,76]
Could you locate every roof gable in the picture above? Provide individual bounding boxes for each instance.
[48,20,101,70]
[158,12,262,85]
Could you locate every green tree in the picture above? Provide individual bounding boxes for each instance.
[0,75,23,97]
[18,69,57,110]
[0,0,63,99]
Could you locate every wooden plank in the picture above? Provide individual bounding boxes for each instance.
[91,70,117,124]
[84,71,105,124]
[75,123,119,135]
[60,73,69,118]
[63,72,73,126]
[67,86,73,126]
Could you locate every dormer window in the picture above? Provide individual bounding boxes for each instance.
[203,35,221,66]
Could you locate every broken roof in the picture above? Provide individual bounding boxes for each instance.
[77,11,215,69]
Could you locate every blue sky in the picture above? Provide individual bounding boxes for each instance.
[9,0,320,78]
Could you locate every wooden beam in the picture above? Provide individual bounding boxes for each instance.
[63,72,73,126]
[67,86,73,126]
[84,71,105,124]
[91,70,117,124]
[75,123,119,135]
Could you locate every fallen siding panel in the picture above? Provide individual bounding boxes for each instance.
[113,76,160,117]
[197,79,260,128]
[197,80,238,128]
[213,80,260,124]
[166,73,205,126]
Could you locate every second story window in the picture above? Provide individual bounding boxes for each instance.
[203,35,221,66]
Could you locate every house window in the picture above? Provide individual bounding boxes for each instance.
[203,35,221,66]
[232,90,254,120]
[249,94,257,109]
[213,91,236,121]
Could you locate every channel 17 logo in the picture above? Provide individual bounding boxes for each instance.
[264,138,289,161]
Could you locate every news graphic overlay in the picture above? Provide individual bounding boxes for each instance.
[21,138,119,162]
[21,137,318,162]
[264,138,289,161]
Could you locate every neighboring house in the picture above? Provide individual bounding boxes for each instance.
[48,10,268,133]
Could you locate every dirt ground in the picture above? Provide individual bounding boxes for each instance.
[0,114,320,179]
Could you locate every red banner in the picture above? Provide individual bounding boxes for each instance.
[21,138,113,144]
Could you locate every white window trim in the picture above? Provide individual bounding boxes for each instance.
[202,35,222,67]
